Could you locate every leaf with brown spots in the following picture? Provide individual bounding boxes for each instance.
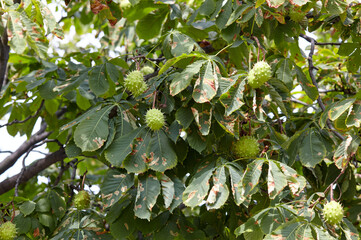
[191,102,212,136]
[182,160,215,208]
[206,165,229,209]
[148,130,177,172]
[134,174,161,220]
[101,169,134,208]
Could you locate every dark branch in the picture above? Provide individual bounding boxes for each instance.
[299,34,342,46]
[0,123,50,175]
[0,148,66,195]
[0,100,44,128]
[299,34,344,141]
[0,108,67,175]
[0,27,10,91]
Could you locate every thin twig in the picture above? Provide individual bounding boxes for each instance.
[299,34,344,141]
[290,98,317,110]
[299,34,342,46]
[0,100,44,128]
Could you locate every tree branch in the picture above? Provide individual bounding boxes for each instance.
[0,148,66,195]
[0,108,67,175]
[0,100,44,128]
[0,27,10,91]
[0,123,50,175]
[299,34,344,141]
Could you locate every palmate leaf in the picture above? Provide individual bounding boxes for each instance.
[134,173,161,220]
[192,61,219,103]
[109,205,136,238]
[74,105,113,152]
[182,160,215,208]
[206,165,229,209]
[279,162,306,196]
[191,103,212,136]
[101,169,134,208]
[169,60,206,96]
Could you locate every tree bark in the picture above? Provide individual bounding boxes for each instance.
[0,148,66,195]
[0,27,10,91]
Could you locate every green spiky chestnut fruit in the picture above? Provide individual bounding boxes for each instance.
[0,221,17,240]
[248,61,272,88]
[232,136,259,159]
[323,201,344,225]
[140,66,154,75]
[124,70,148,97]
[73,190,90,210]
[145,108,165,131]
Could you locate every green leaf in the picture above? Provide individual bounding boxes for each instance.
[134,174,161,220]
[89,64,110,96]
[299,129,326,168]
[105,125,142,167]
[74,105,113,152]
[239,159,265,204]
[276,59,293,90]
[191,103,212,136]
[328,98,355,121]
[259,207,284,234]
[215,0,232,29]
[346,101,361,128]
[226,3,253,26]
[294,65,318,101]
[160,174,174,209]
[175,107,194,129]
[49,190,66,219]
[19,201,36,217]
[148,130,178,172]
[170,32,197,57]
[169,176,185,212]
[101,169,134,208]
[279,162,306,196]
[192,61,218,103]
[341,218,360,240]
[267,161,288,199]
[123,128,151,173]
[182,160,215,208]
[206,165,229,209]
[169,60,206,96]
[159,52,208,75]
[39,80,57,100]
[19,11,48,59]
[266,0,286,8]
[8,10,27,54]
[325,0,347,15]
[334,135,361,169]
[110,204,136,238]
[220,79,246,116]
[60,105,101,131]
[214,104,239,137]
[227,163,244,205]
[136,8,168,40]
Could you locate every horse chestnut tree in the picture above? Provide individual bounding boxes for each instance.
[0,0,360,239]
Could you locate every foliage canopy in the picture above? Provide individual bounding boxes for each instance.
[1,0,361,239]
